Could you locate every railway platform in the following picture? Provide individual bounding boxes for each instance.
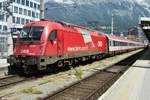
[0,58,9,68]
[98,48,150,100]
[0,58,9,77]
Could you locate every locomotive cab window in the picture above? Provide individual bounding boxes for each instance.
[20,26,44,41]
[49,30,57,41]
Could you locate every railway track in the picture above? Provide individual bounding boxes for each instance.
[0,75,36,90]
[41,50,145,100]
[0,75,27,90]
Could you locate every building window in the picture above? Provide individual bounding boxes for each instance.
[36,13,39,18]
[21,18,25,24]
[17,0,20,4]
[0,14,4,21]
[6,15,9,22]
[0,2,2,9]
[3,26,7,31]
[38,4,40,10]
[26,0,29,6]
[14,6,18,13]
[0,25,2,30]
[28,10,31,16]
[24,9,27,15]
[30,2,33,8]
[13,17,16,23]
[19,8,22,14]
[34,3,36,9]
[16,17,20,24]
[21,0,25,5]
[35,13,38,18]
[13,0,15,3]
[32,11,35,17]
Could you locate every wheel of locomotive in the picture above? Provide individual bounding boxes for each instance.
[57,60,64,67]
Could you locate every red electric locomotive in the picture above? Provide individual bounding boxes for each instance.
[8,20,144,74]
[8,20,109,73]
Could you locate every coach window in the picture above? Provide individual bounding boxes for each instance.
[113,40,115,46]
[109,40,112,46]
[114,41,116,46]
[49,30,57,41]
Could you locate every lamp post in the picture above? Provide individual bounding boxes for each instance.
[111,10,131,36]
[111,13,114,35]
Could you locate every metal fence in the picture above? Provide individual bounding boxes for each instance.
[0,32,13,58]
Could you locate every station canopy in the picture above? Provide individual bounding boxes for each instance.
[140,17,150,42]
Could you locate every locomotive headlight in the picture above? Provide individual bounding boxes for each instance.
[53,40,57,44]
[98,41,103,47]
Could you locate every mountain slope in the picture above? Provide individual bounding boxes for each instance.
[45,0,150,34]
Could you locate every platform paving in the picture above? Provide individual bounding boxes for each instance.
[98,48,150,100]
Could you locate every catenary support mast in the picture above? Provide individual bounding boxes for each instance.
[40,0,45,20]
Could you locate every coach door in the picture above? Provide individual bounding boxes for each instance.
[57,30,64,60]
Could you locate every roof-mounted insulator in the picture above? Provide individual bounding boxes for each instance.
[56,21,92,31]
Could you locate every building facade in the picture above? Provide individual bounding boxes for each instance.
[0,0,40,32]
[0,0,40,58]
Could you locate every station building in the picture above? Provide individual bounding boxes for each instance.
[0,0,40,57]
[0,0,40,32]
